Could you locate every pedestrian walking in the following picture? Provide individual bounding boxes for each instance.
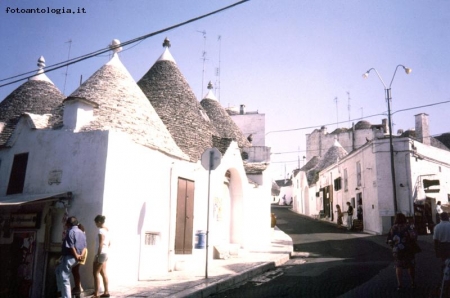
[335,204,343,227]
[437,201,444,224]
[386,213,418,291]
[344,202,353,230]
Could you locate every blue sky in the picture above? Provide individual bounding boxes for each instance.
[1,0,449,179]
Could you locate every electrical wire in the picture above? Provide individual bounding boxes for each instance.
[266,100,450,136]
[0,0,250,88]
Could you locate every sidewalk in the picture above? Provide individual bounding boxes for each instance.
[91,227,293,298]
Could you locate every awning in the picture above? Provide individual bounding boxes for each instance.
[0,192,72,206]
[423,179,440,189]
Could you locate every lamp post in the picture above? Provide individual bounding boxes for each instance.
[363,65,412,215]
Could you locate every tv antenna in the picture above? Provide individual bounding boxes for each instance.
[63,39,72,94]
[215,35,222,102]
[197,30,208,99]
[347,91,351,123]
[334,96,339,128]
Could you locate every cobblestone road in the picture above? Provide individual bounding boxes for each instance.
[209,206,443,298]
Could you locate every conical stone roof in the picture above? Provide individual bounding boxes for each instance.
[138,40,218,162]
[200,83,251,148]
[68,50,187,159]
[315,139,348,170]
[306,140,348,185]
[0,56,64,145]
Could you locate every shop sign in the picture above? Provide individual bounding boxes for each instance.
[10,213,41,229]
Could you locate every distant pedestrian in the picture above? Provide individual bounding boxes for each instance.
[335,205,343,227]
[386,213,418,291]
[425,200,435,234]
[436,201,444,224]
[357,205,363,221]
[344,202,353,230]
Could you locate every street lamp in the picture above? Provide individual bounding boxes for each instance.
[363,65,412,215]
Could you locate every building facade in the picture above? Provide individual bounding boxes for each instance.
[292,114,450,235]
[0,40,273,297]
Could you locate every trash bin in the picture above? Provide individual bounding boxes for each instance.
[195,230,206,249]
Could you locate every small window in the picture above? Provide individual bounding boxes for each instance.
[7,153,29,195]
[145,232,160,246]
[334,177,342,191]
[344,169,348,191]
[356,161,362,187]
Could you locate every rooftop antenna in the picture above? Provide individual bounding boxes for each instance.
[63,39,72,94]
[197,30,207,99]
[215,35,222,103]
[334,97,339,128]
[347,91,351,124]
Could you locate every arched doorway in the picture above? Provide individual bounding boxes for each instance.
[213,168,244,248]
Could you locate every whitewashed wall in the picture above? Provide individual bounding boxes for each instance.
[230,113,265,146]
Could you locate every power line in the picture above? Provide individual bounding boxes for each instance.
[265,100,450,136]
[0,0,250,89]
[271,160,299,164]
[391,100,450,115]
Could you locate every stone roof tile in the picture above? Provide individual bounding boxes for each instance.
[0,78,64,145]
[200,88,251,148]
[138,49,218,162]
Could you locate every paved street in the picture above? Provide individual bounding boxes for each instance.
[209,206,443,298]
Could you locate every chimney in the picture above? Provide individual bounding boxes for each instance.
[415,113,430,145]
[63,97,99,132]
[381,118,388,134]
[239,104,246,115]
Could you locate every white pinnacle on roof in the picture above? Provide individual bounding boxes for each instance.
[203,81,217,101]
[109,39,122,53]
[29,56,53,84]
[157,38,176,63]
[333,138,343,147]
[106,39,123,67]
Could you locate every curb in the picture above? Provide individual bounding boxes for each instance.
[180,254,291,298]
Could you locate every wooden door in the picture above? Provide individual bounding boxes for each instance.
[323,186,331,218]
[175,178,195,254]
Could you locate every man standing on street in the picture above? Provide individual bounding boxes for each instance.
[345,202,354,231]
[434,212,450,261]
[56,216,87,298]
[436,201,444,224]
[433,212,450,297]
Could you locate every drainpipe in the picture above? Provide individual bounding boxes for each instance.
[168,162,176,272]
[330,171,334,221]
[352,122,355,151]
[405,153,413,216]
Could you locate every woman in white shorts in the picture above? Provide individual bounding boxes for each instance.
[92,215,111,298]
